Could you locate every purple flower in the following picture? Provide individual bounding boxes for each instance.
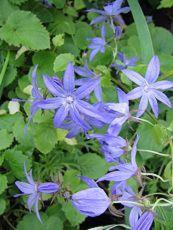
[106,87,130,134]
[115,26,123,39]
[122,55,173,118]
[30,65,44,120]
[74,62,102,101]
[89,130,127,162]
[37,63,108,132]
[89,0,130,26]
[88,26,106,61]
[15,164,59,222]
[97,135,139,182]
[132,211,154,230]
[72,177,110,217]
[112,52,138,70]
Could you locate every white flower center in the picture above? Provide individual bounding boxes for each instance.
[66,96,74,104]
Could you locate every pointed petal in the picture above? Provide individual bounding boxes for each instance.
[53,106,69,128]
[79,176,98,188]
[129,206,142,229]
[38,182,59,193]
[152,80,173,90]
[116,7,130,14]
[75,78,99,99]
[32,65,42,98]
[70,106,91,130]
[90,15,107,25]
[37,98,62,110]
[145,55,160,83]
[76,100,106,123]
[89,49,99,61]
[134,211,154,230]
[122,69,145,86]
[97,170,134,182]
[63,63,75,93]
[117,87,128,103]
[34,194,42,223]
[15,181,35,194]
[27,193,37,211]
[24,163,35,185]
[43,75,65,96]
[101,25,106,38]
[153,90,172,108]
[136,95,148,117]
[148,94,159,118]
[127,87,143,100]
[94,84,102,102]
[112,0,124,9]
[131,135,139,168]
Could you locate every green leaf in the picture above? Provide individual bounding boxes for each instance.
[63,169,86,193]
[0,174,7,195]
[78,153,109,179]
[159,0,173,8]
[74,0,85,10]
[52,34,64,47]
[155,206,173,229]
[0,10,50,50]
[9,0,28,5]
[53,53,75,72]
[0,198,6,215]
[3,65,17,88]
[51,0,66,9]
[0,0,17,26]
[73,22,94,50]
[150,26,173,55]
[137,123,168,160]
[49,13,75,35]
[127,0,154,63]
[32,51,56,76]
[17,213,48,230]
[45,216,63,230]
[0,129,13,151]
[5,149,31,179]
[33,122,57,154]
[62,201,85,226]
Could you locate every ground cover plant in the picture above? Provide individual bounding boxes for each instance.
[0,0,173,229]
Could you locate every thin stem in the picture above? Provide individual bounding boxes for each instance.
[170,140,173,191]
[151,198,173,210]
[138,149,170,157]
[132,116,154,126]
[106,224,131,230]
[0,51,10,86]
[141,172,169,182]
[112,200,143,207]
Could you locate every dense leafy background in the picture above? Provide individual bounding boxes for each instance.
[0,0,173,229]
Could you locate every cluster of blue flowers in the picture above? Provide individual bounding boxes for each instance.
[15,0,173,229]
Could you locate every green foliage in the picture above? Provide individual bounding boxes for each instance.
[0,129,13,151]
[127,0,154,62]
[53,53,75,72]
[0,11,50,50]
[159,0,173,8]
[0,198,6,215]
[62,201,86,226]
[33,122,58,154]
[78,153,109,179]
[0,175,7,195]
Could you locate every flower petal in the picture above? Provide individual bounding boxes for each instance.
[145,55,160,83]
[43,75,65,96]
[134,211,154,230]
[153,90,172,108]
[38,182,59,193]
[152,80,173,90]
[89,49,99,61]
[127,87,143,100]
[63,62,75,93]
[148,94,159,118]
[129,206,142,229]
[53,106,69,128]
[131,135,139,168]
[136,95,148,117]
[122,69,145,86]
[37,98,62,110]
[15,181,35,194]
[117,87,128,103]
[75,78,99,99]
